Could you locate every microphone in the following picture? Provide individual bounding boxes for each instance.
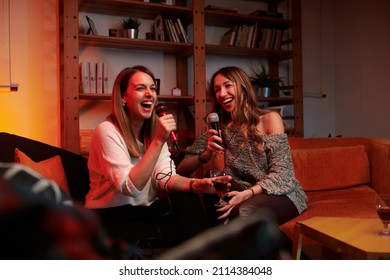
[155,104,180,149]
[207,113,220,136]
[207,112,222,146]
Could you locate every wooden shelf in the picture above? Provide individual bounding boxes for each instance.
[79,0,192,20]
[79,93,193,103]
[79,34,193,56]
[60,0,303,153]
[205,10,292,28]
[206,44,292,60]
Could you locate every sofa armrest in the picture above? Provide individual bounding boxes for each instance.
[367,138,390,195]
[0,132,89,203]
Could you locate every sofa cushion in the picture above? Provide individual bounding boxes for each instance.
[14,148,70,195]
[0,132,89,203]
[291,145,370,191]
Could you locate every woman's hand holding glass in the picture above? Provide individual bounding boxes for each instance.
[210,168,231,207]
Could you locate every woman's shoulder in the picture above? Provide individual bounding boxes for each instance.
[95,120,113,129]
[260,111,284,134]
[92,121,121,141]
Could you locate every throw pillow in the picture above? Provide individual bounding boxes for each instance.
[14,148,70,195]
[291,145,370,191]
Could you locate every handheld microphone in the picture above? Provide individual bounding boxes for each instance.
[207,113,220,137]
[155,104,180,149]
[207,112,222,146]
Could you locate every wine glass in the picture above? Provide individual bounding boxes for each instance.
[210,168,230,207]
[375,193,390,236]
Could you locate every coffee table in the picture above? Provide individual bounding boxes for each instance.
[293,217,390,259]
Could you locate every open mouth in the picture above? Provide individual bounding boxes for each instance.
[141,101,153,109]
[222,97,233,105]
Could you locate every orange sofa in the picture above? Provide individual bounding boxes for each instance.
[280,137,390,258]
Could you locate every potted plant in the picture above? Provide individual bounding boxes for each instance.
[249,63,284,97]
[121,17,141,39]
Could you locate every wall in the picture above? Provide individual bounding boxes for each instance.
[301,0,336,137]
[0,0,60,146]
[302,0,390,138]
[333,0,390,138]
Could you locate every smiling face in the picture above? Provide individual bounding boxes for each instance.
[213,73,237,113]
[122,71,157,125]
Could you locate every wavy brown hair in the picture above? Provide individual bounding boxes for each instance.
[208,66,268,146]
[107,65,158,158]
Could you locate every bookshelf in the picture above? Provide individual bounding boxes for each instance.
[59,0,303,154]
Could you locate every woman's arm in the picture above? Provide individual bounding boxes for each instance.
[166,174,229,194]
[128,114,175,191]
[176,129,222,176]
[257,112,297,195]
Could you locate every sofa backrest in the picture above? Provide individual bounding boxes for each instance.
[289,138,370,191]
[290,144,370,191]
[0,132,89,203]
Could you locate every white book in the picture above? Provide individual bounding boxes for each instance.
[167,19,179,42]
[177,18,189,43]
[103,63,108,93]
[96,62,103,93]
[80,61,90,93]
[89,61,97,93]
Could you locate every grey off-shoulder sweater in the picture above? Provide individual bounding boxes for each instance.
[185,126,307,214]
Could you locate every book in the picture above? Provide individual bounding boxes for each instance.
[205,4,238,13]
[221,26,237,46]
[96,62,103,93]
[103,63,108,93]
[89,61,97,93]
[249,9,283,19]
[273,29,283,50]
[173,20,185,43]
[168,19,180,42]
[265,28,276,49]
[259,28,269,49]
[238,25,249,47]
[234,25,242,46]
[162,18,173,42]
[177,18,189,43]
[246,24,254,48]
[251,23,259,48]
[79,61,90,93]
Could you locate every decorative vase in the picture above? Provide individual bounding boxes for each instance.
[125,28,139,39]
[259,87,270,98]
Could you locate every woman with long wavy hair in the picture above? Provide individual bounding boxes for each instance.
[177,66,307,227]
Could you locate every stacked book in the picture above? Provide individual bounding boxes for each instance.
[79,61,109,94]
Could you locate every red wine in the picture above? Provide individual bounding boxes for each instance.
[213,180,229,194]
[377,207,390,222]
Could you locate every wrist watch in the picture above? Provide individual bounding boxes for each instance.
[198,153,210,164]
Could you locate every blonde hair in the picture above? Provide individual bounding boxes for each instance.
[107,66,158,157]
[208,66,268,145]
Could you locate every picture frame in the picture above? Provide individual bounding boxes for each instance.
[86,16,98,35]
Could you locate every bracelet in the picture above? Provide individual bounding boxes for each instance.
[198,153,211,164]
[189,179,198,193]
[249,188,255,197]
